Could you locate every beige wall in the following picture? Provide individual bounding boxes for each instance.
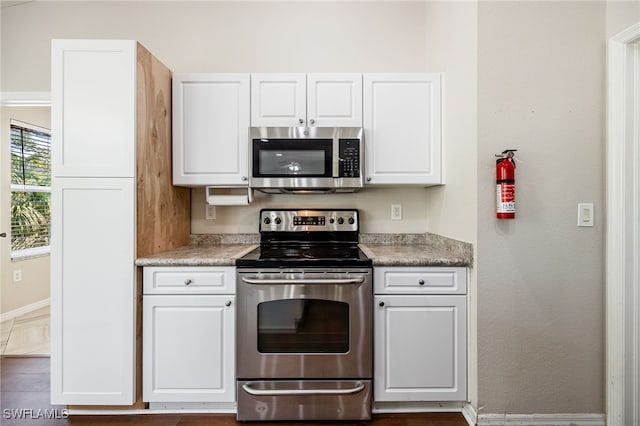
[478,1,606,414]
[606,0,640,39]
[0,106,51,314]
[1,0,620,417]
[0,1,478,244]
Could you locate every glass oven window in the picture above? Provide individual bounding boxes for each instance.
[257,299,349,353]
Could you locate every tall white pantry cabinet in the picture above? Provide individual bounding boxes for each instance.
[50,40,190,405]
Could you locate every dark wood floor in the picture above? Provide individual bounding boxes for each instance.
[1,357,468,426]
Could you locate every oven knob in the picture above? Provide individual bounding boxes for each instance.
[329,218,335,224]
[263,217,271,225]
[348,217,355,225]
[274,217,282,225]
[337,217,344,225]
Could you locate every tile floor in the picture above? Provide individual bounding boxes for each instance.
[1,306,50,356]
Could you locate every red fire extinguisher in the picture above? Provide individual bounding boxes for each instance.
[496,150,517,219]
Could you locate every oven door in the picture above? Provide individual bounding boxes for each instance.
[236,269,372,379]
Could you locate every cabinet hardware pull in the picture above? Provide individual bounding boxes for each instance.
[184,279,192,285]
[309,118,315,125]
[379,301,385,307]
[225,301,232,307]
[418,279,425,285]
[241,176,247,181]
[298,118,304,124]
[0,232,6,238]
[366,177,372,182]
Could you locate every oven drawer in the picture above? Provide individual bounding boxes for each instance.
[237,380,371,421]
[143,266,235,294]
[374,267,467,295]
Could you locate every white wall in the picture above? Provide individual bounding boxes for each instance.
[606,1,640,39]
[0,1,477,243]
[0,106,51,314]
[477,1,606,414]
[2,0,616,417]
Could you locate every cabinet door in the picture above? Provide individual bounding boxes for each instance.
[50,178,136,405]
[251,74,306,127]
[373,295,466,402]
[173,74,250,186]
[143,295,236,402]
[363,74,442,185]
[51,39,136,178]
[307,74,362,127]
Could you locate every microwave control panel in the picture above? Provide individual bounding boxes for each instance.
[338,139,361,178]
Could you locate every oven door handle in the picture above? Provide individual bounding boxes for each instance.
[240,276,366,285]
[241,381,366,396]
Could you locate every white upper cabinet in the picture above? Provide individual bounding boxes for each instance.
[307,74,363,127]
[173,73,250,186]
[251,73,362,127]
[251,74,306,127]
[363,73,442,185]
[51,39,136,178]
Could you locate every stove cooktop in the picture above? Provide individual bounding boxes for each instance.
[236,208,371,269]
[235,244,371,268]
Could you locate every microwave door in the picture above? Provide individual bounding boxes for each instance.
[252,138,333,182]
[259,150,327,177]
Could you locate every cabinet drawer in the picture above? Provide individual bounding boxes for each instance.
[374,267,467,295]
[143,266,235,294]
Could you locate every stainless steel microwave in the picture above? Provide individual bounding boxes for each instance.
[249,127,364,193]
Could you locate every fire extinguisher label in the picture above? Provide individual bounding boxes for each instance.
[496,183,515,213]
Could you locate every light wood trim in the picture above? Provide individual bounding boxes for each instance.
[135,43,190,258]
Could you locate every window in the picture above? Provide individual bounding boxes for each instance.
[10,120,51,258]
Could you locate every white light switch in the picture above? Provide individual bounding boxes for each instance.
[577,203,594,227]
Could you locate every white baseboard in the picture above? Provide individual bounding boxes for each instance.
[477,413,605,426]
[0,298,50,322]
[462,403,478,425]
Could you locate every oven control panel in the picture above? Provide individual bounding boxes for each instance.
[260,209,358,232]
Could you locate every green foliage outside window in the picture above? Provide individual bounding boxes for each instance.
[10,122,51,252]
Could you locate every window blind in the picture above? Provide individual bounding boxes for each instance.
[10,121,52,253]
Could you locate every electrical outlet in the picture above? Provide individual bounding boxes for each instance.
[205,205,216,220]
[391,204,402,220]
[13,270,22,283]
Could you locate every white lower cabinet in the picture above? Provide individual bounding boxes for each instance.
[143,268,235,403]
[50,178,136,405]
[373,267,467,403]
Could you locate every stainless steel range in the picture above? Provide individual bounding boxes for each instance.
[235,209,372,421]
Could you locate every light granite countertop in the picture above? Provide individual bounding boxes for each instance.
[135,233,472,268]
[135,244,258,267]
[359,233,473,267]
